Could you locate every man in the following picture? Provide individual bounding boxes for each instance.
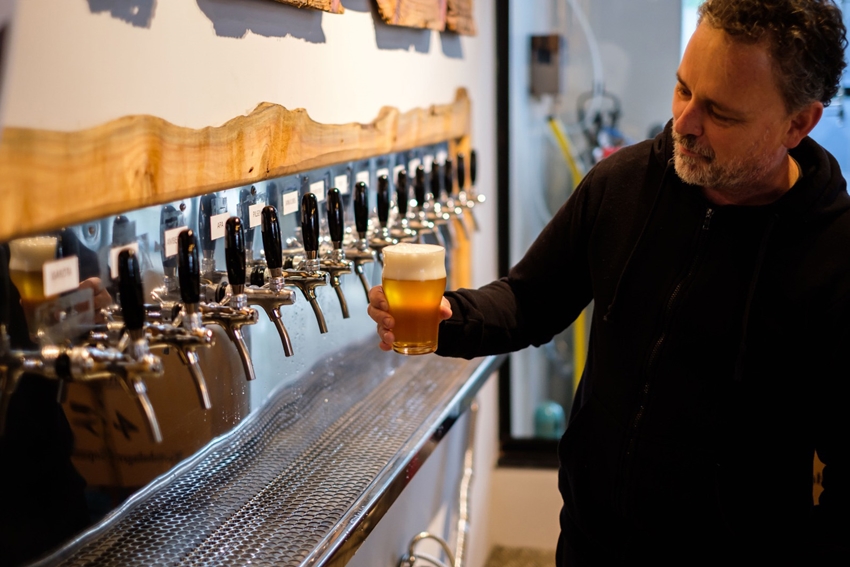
[369,0,849,564]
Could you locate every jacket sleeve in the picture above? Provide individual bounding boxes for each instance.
[435,168,600,359]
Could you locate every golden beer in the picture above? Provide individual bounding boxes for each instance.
[382,243,446,355]
[8,236,58,330]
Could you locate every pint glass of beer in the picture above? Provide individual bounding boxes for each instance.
[381,243,446,355]
[8,236,58,332]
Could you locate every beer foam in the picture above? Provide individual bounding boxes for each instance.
[382,243,446,281]
[8,236,58,271]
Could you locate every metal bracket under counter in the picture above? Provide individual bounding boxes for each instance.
[31,341,505,567]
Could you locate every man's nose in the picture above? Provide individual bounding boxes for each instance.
[674,100,703,138]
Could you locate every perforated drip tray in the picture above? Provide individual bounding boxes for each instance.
[35,342,502,567]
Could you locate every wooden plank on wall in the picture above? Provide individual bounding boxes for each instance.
[270,0,345,14]
[374,0,447,31]
[0,89,470,242]
[446,0,476,36]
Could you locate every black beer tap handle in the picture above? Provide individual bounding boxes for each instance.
[112,215,135,247]
[377,174,390,228]
[396,169,409,217]
[354,181,369,235]
[414,166,426,206]
[470,149,477,187]
[457,153,466,192]
[261,205,283,271]
[239,187,256,254]
[118,249,145,332]
[198,194,217,255]
[301,192,320,254]
[177,229,201,305]
[160,205,181,269]
[431,161,443,200]
[327,188,344,246]
[224,217,246,287]
[444,158,454,197]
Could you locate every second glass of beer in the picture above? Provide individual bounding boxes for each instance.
[381,243,446,355]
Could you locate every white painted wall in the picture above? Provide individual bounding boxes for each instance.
[2,0,498,566]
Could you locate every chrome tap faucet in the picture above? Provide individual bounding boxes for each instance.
[114,248,167,442]
[283,193,330,333]
[238,186,259,264]
[369,174,403,266]
[441,157,471,240]
[146,229,216,410]
[429,160,458,247]
[391,168,421,243]
[198,193,227,279]
[200,217,260,382]
[456,152,482,232]
[344,181,377,299]
[321,188,353,319]
[241,205,297,357]
[410,165,447,248]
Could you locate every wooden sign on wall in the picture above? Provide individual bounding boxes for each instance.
[374,0,446,31]
[446,0,476,35]
[269,0,345,14]
[263,0,477,35]
[374,0,475,35]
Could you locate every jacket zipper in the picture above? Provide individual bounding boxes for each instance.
[618,206,714,516]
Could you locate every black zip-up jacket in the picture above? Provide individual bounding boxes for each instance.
[437,123,850,565]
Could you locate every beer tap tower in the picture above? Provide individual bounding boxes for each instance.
[199,217,260,382]
[343,181,377,300]
[282,193,331,334]
[145,230,216,410]
[369,174,400,266]
[410,165,447,248]
[240,205,297,358]
[440,157,470,241]
[320,188,353,319]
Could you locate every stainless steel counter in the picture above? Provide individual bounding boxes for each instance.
[32,343,504,567]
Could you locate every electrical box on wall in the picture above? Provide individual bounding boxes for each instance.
[530,34,565,96]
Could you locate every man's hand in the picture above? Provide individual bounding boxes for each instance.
[78,277,113,323]
[367,285,453,352]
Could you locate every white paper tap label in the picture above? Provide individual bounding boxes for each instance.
[249,203,264,228]
[376,168,389,180]
[283,191,299,215]
[43,256,80,297]
[109,242,140,279]
[409,158,422,173]
[163,227,186,259]
[356,171,370,187]
[310,180,326,202]
[436,150,448,164]
[334,174,350,195]
[210,213,229,241]
[424,155,434,172]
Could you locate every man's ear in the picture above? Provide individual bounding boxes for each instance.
[784,101,824,149]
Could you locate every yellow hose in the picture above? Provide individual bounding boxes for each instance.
[547,116,588,392]
[548,116,584,189]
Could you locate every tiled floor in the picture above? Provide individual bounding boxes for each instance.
[484,546,556,567]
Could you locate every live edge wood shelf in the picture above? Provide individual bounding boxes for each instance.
[0,88,471,243]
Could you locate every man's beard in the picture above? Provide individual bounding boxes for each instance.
[672,128,775,191]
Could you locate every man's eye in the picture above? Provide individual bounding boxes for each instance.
[710,109,735,122]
